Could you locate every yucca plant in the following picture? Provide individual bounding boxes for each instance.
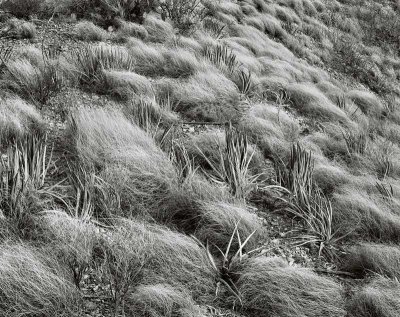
[66,161,121,221]
[197,123,258,200]
[281,188,348,259]
[194,222,259,305]
[342,129,368,155]
[0,134,60,219]
[376,182,395,200]
[274,143,314,208]
[204,44,239,74]
[169,140,197,183]
[237,69,253,96]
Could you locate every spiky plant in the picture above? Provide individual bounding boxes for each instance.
[195,222,259,306]
[0,134,60,219]
[376,182,395,200]
[197,123,258,201]
[237,69,253,96]
[342,129,368,155]
[275,143,314,208]
[170,140,197,183]
[281,188,348,259]
[204,45,239,74]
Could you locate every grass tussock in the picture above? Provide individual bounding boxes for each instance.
[348,277,400,317]
[103,219,217,304]
[0,242,80,317]
[233,256,345,317]
[127,284,203,317]
[285,83,349,123]
[341,243,400,279]
[74,20,108,41]
[68,107,177,216]
[37,210,99,288]
[196,202,264,251]
[3,18,36,39]
[0,96,44,143]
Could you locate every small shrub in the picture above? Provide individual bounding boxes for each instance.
[74,20,108,41]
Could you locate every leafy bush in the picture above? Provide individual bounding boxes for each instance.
[159,0,211,33]
[0,0,43,19]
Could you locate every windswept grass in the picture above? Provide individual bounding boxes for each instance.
[232,256,345,317]
[67,107,177,216]
[0,242,80,317]
[348,277,400,317]
[127,284,203,317]
[0,96,44,143]
[341,243,400,279]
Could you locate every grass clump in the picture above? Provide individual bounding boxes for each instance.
[2,18,36,39]
[0,242,80,317]
[341,243,400,279]
[0,0,43,19]
[127,284,203,317]
[285,83,349,123]
[68,107,177,217]
[103,219,217,304]
[233,256,345,317]
[3,54,63,105]
[37,210,99,288]
[348,277,400,317]
[74,20,108,41]
[0,96,44,143]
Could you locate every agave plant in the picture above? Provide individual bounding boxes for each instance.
[194,222,259,305]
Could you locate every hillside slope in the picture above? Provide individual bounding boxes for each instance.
[1,0,400,316]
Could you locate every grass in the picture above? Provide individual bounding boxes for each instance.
[127,284,203,317]
[0,96,44,143]
[37,210,99,288]
[3,54,63,105]
[3,0,400,315]
[347,277,400,317]
[74,20,108,41]
[3,18,36,39]
[233,256,346,317]
[67,107,177,216]
[0,242,80,317]
[341,243,400,279]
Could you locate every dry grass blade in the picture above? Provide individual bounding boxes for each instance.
[204,44,239,74]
